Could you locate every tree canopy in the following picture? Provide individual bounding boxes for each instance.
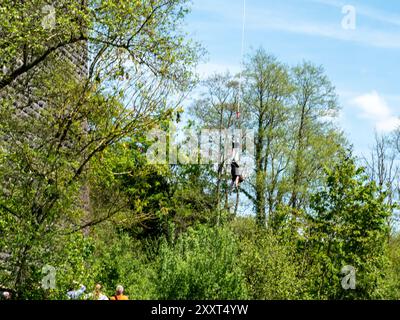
[0,0,399,301]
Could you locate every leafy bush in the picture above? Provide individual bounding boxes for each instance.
[231,218,304,299]
[91,227,157,299]
[156,225,248,299]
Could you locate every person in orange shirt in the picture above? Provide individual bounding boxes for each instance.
[110,285,129,300]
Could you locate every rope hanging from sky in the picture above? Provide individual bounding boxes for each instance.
[237,0,246,120]
[231,0,246,164]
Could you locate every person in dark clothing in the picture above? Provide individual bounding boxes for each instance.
[231,160,244,189]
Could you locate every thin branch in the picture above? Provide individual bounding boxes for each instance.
[0,34,86,90]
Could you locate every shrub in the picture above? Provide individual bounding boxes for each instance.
[156,225,248,299]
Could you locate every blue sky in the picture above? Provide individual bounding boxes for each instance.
[184,0,400,158]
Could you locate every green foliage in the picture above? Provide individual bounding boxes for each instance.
[5,232,99,300]
[156,225,248,299]
[91,226,157,299]
[43,233,99,300]
[378,234,400,299]
[0,0,199,296]
[305,151,391,299]
[232,218,304,299]
[1,0,399,301]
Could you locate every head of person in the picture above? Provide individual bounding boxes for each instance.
[116,285,124,295]
[3,291,10,300]
[95,283,102,292]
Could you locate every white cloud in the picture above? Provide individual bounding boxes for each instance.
[352,91,391,119]
[376,117,400,133]
[351,91,400,132]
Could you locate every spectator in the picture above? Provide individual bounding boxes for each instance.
[1,291,11,300]
[67,283,86,300]
[110,285,128,300]
[86,284,108,300]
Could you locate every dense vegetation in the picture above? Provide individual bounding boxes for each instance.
[1,0,399,300]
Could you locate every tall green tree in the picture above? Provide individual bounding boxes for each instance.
[190,72,240,219]
[243,48,293,226]
[0,0,199,297]
[288,62,343,211]
[305,150,391,299]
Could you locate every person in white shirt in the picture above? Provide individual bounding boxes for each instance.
[66,283,86,300]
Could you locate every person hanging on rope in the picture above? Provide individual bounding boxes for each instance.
[230,0,247,192]
[230,126,244,190]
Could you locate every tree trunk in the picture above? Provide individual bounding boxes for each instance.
[290,102,306,209]
[255,118,266,226]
